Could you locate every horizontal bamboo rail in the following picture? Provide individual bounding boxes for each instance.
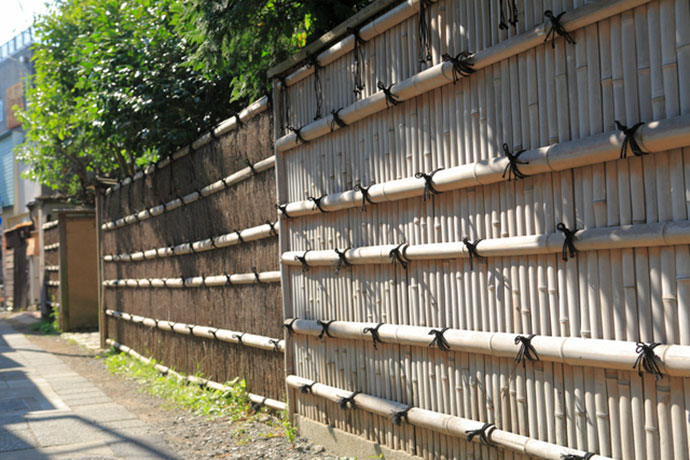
[45,266,59,272]
[102,155,276,231]
[274,0,651,152]
[44,243,59,251]
[106,309,284,352]
[41,220,58,230]
[45,281,60,287]
[103,221,278,263]
[279,113,690,217]
[285,319,690,378]
[107,339,286,412]
[106,96,270,195]
[282,220,690,267]
[102,270,281,288]
[286,376,612,460]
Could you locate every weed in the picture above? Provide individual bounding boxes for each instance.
[281,409,298,445]
[29,307,61,335]
[103,349,249,421]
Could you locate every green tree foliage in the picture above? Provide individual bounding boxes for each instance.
[18,0,231,201]
[18,0,371,201]
[173,0,372,106]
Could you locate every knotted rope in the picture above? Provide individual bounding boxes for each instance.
[544,10,575,48]
[363,322,384,349]
[465,423,495,446]
[615,121,648,158]
[391,405,413,426]
[288,126,308,144]
[633,342,664,381]
[514,334,540,368]
[462,237,483,271]
[283,318,298,337]
[307,54,324,120]
[334,248,351,273]
[294,251,311,273]
[308,195,329,213]
[317,319,335,339]
[353,183,375,211]
[499,0,519,30]
[389,243,408,270]
[338,391,361,410]
[415,168,443,201]
[441,51,474,83]
[428,327,450,351]
[501,143,528,181]
[347,26,366,95]
[418,0,435,64]
[556,223,578,261]
[377,81,400,108]
[330,108,347,132]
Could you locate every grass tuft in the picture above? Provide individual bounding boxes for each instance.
[29,307,61,335]
[104,349,250,421]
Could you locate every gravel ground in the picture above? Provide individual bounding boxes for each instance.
[2,311,348,460]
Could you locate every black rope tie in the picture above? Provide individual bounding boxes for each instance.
[441,51,475,83]
[556,223,578,261]
[353,183,375,211]
[245,158,258,175]
[415,168,443,201]
[250,401,264,413]
[615,121,648,159]
[418,0,434,64]
[234,229,245,244]
[465,422,495,446]
[334,248,351,273]
[168,322,176,332]
[176,194,186,207]
[377,81,400,108]
[208,127,219,141]
[265,220,278,236]
[269,339,281,352]
[561,452,595,460]
[338,390,361,410]
[279,76,290,131]
[159,200,168,212]
[514,334,540,368]
[230,111,243,128]
[634,342,664,381]
[463,237,484,271]
[233,333,244,345]
[330,108,347,132]
[308,54,323,120]
[308,195,329,213]
[294,251,311,273]
[317,319,335,339]
[502,143,528,181]
[300,382,315,394]
[251,267,262,284]
[347,26,366,95]
[210,236,218,249]
[208,328,219,341]
[188,325,195,335]
[391,405,413,426]
[428,327,451,351]
[544,10,575,48]
[288,126,308,144]
[389,243,408,270]
[275,203,292,219]
[189,242,198,254]
[363,322,384,349]
[499,0,519,30]
[224,273,233,287]
[283,318,298,337]
[180,276,188,288]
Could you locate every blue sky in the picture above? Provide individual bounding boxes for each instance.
[1,0,54,45]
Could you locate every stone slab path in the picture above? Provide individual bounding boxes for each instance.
[0,318,178,459]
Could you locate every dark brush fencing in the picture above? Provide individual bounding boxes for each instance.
[99,97,285,401]
[41,221,60,312]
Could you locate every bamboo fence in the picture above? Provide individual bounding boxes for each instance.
[273,0,690,458]
[100,99,285,401]
[41,221,60,311]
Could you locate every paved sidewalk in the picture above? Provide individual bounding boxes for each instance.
[0,318,178,459]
